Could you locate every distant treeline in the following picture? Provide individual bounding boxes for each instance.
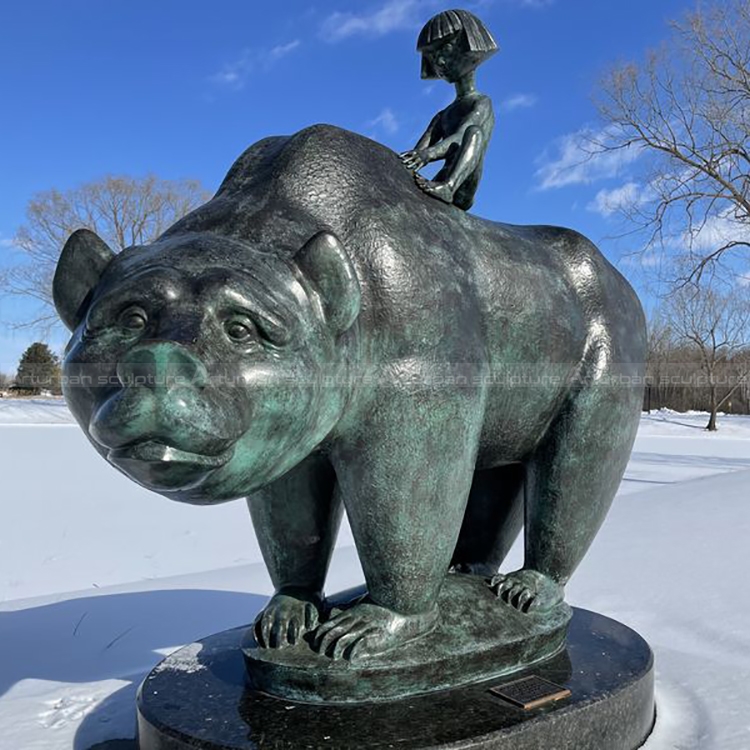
[644,345,750,415]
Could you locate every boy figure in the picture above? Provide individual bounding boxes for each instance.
[400,9,498,211]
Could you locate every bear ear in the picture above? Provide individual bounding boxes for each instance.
[295,231,361,335]
[53,229,116,331]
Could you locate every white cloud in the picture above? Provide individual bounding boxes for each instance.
[320,0,430,42]
[367,108,399,135]
[639,253,663,267]
[268,40,301,62]
[587,182,650,217]
[500,93,537,112]
[319,0,549,43]
[210,40,301,90]
[682,209,750,253]
[211,68,243,88]
[535,126,642,190]
[738,272,750,287]
[477,0,554,6]
[627,251,662,268]
[0,236,22,253]
[318,0,553,44]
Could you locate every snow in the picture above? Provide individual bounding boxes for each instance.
[0,396,75,425]
[153,642,205,675]
[0,404,748,748]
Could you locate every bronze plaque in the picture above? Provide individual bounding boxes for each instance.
[489,676,571,710]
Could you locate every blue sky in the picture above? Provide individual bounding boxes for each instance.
[0,0,697,371]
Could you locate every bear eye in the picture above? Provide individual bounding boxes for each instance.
[118,306,148,332]
[224,318,255,343]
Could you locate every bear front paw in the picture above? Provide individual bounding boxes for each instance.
[312,600,438,662]
[489,569,564,613]
[254,590,322,649]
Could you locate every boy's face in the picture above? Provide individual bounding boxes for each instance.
[422,33,474,82]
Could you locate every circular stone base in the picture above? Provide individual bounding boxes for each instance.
[137,608,654,750]
[243,576,572,703]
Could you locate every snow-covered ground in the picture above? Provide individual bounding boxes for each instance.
[0,396,75,425]
[0,404,748,749]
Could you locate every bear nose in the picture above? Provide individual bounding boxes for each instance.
[117,342,208,390]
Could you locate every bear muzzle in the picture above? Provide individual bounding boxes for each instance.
[87,342,247,490]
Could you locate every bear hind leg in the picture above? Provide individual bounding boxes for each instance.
[450,463,525,578]
[495,361,642,613]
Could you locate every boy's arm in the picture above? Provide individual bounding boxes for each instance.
[401,112,444,170]
[414,112,441,151]
[424,99,493,160]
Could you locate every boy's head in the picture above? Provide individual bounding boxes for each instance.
[417,9,498,82]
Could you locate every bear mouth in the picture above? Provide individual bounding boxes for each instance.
[105,439,236,493]
[108,439,234,468]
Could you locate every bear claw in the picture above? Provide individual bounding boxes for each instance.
[254,591,321,649]
[489,569,564,614]
[312,600,439,662]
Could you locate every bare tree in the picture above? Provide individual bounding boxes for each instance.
[735,346,750,410]
[594,1,750,280]
[644,313,675,412]
[2,174,211,331]
[665,279,750,430]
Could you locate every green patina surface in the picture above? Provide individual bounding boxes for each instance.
[53,122,646,701]
[243,573,571,703]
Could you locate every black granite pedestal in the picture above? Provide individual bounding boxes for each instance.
[137,608,655,750]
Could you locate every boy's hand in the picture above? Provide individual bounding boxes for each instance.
[400,149,429,171]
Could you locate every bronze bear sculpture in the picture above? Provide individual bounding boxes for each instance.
[53,125,646,669]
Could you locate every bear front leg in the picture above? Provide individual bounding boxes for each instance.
[247,453,341,648]
[317,391,483,661]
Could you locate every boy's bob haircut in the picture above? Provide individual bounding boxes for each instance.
[417,9,498,80]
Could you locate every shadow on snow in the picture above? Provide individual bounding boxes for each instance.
[0,588,268,749]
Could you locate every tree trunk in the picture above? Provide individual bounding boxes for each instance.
[706,383,718,431]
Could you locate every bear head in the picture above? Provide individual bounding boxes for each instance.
[53,228,360,503]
